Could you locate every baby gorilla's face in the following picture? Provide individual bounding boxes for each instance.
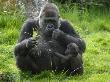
[65,43,79,57]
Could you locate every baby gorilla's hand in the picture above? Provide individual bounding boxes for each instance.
[26,38,37,48]
[52,29,65,40]
[65,43,79,57]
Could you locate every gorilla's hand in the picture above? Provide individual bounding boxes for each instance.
[52,29,65,40]
[26,38,37,48]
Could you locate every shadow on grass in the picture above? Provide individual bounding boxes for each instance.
[0,72,19,82]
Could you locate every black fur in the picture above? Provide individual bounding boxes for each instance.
[14,3,86,75]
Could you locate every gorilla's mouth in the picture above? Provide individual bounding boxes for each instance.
[43,23,55,37]
[44,28,54,37]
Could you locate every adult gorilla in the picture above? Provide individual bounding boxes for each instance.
[14,3,86,75]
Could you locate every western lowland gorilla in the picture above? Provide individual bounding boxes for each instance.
[14,3,86,75]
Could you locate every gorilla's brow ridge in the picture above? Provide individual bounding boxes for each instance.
[43,17,59,20]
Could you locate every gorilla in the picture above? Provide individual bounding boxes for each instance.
[14,3,86,75]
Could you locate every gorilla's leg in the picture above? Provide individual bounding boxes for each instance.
[67,54,83,75]
[16,55,40,74]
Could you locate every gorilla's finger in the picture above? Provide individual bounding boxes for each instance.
[52,29,64,40]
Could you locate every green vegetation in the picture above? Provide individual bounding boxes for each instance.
[0,2,110,82]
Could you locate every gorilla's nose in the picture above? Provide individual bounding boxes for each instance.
[47,24,54,29]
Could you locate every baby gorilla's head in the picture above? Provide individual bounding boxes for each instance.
[65,43,79,57]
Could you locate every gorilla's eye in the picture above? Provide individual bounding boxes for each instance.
[44,17,58,23]
[44,20,57,27]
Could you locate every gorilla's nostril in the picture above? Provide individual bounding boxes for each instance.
[47,24,54,28]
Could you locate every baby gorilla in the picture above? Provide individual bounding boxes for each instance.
[55,43,79,62]
[53,41,83,75]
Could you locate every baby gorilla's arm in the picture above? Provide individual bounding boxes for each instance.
[54,43,79,63]
[54,52,72,60]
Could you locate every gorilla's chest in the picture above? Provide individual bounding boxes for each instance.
[47,40,65,54]
[31,38,66,60]
[34,39,65,55]
[30,38,66,70]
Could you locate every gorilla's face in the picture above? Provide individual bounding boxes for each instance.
[39,10,60,37]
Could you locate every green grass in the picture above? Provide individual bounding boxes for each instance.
[0,7,110,82]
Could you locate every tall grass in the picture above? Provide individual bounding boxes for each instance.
[59,4,110,36]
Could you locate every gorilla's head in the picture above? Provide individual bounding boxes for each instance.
[39,3,60,37]
[65,43,79,57]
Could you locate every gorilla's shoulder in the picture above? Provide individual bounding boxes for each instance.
[60,19,77,36]
[60,19,70,26]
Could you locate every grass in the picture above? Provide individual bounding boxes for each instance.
[0,5,110,82]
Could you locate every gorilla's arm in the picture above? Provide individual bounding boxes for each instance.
[55,52,72,60]
[18,19,39,42]
[14,19,40,74]
[60,35,86,54]
[14,19,39,56]
[53,20,86,54]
